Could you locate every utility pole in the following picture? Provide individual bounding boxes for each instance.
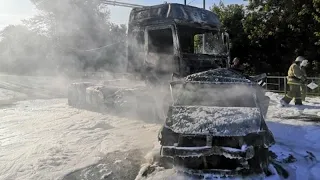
[202,0,206,53]
[184,0,186,5]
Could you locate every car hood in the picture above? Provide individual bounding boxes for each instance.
[165,106,262,136]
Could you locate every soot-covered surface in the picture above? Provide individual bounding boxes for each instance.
[185,68,251,83]
[166,106,262,136]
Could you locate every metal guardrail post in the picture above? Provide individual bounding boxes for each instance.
[265,76,319,96]
[265,77,268,90]
[284,77,287,94]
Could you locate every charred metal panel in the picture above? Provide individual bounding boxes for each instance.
[129,3,221,29]
[181,54,226,74]
[161,145,255,159]
[126,3,228,78]
[185,68,249,82]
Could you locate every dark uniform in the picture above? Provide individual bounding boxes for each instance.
[230,57,245,73]
[281,61,305,105]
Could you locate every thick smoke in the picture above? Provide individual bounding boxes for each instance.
[0,2,268,179]
[1,0,129,75]
[0,0,130,99]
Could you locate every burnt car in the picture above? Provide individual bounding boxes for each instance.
[157,68,275,178]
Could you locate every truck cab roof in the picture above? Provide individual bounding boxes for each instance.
[129,3,221,29]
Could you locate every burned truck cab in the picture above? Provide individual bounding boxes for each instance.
[126,3,230,80]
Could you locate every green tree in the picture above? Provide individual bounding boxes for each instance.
[211,0,320,76]
[211,2,255,74]
[244,0,320,75]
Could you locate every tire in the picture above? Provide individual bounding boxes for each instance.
[248,147,270,174]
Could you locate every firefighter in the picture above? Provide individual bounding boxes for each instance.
[280,56,307,106]
[300,59,309,101]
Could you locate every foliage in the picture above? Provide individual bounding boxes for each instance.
[211,2,253,73]
[212,0,320,76]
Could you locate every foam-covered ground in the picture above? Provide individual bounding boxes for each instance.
[0,74,159,180]
[266,92,320,180]
[0,99,160,180]
[0,74,319,180]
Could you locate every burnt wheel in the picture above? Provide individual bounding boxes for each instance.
[247,147,270,174]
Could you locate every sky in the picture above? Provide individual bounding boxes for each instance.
[0,0,247,30]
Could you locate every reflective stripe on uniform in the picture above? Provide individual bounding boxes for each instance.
[285,94,292,99]
[285,94,301,99]
[287,82,301,85]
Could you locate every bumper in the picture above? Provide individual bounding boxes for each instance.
[176,167,250,179]
[160,145,260,177]
[161,145,255,160]
[158,132,271,175]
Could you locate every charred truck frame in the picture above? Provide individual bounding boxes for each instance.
[68,3,231,115]
[68,3,281,178]
[126,3,230,81]
[125,3,277,179]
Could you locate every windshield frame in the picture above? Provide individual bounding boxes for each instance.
[176,25,227,56]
